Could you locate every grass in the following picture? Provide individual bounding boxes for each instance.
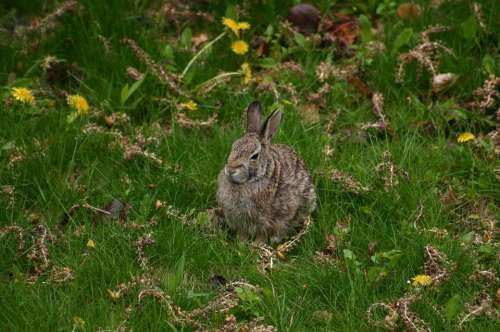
[0,0,499,331]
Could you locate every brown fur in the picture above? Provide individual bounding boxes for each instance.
[217,101,316,243]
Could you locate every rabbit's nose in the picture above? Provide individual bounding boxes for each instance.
[225,166,239,176]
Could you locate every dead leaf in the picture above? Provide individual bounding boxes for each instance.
[126,66,144,81]
[432,73,458,93]
[192,33,209,47]
[397,3,422,21]
[336,215,352,233]
[335,20,360,45]
[347,75,372,98]
[324,234,337,254]
[323,16,360,47]
[368,241,378,257]
[255,40,268,57]
[288,3,320,34]
[104,115,114,127]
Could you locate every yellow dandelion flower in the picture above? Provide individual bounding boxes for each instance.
[411,274,433,286]
[231,40,249,55]
[241,62,252,84]
[457,132,475,143]
[86,239,95,249]
[238,22,251,30]
[67,95,90,115]
[222,17,240,36]
[11,87,35,104]
[181,100,198,111]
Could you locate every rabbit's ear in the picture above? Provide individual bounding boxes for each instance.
[246,101,262,133]
[261,110,282,143]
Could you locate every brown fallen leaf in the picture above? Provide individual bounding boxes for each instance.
[192,32,209,47]
[368,240,378,257]
[324,234,337,254]
[287,3,320,34]
[126,66,144,81]
[397,3,422,22]
[155,199,163,210]
[432,73,457,93]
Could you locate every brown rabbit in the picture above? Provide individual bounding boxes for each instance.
[217,101,316,243]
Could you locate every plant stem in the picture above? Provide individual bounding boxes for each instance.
[192,71,242,93]
[180,31,227,80]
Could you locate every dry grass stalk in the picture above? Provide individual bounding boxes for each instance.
[396,25,454,83]
[175,111,218,128]
[308,83,331,108]
[256,79,280,101]
[468,269,498,287]
[14,0,78,38]
[472,75,499,112]
[459,200,498,245]
[458,292,499,328]
[368,294,430,332]
[50,266,74,283]
[137,288,197,326]
[122,38,183,96]
[252,216,312,271]
[330,169,370,194]
[276,216,312,254]
[325,111,339,134]
[126,67,144,81]
[135,233,155,270]
[472,3,487,31]
[396,295,431,332]
[84,124,164,164]
[424,244,454,285]
[366,41,386,57]
[156,2,214,30]
[108,274,158,301]
[27,224,52,275]
[197,74,232,96]
[205,315,278,332]
[121,279,265,330]
[188,289,239,320]
[0,225,25,254]
[314,234,338,265]
[7,147,25,168]
[97,34,112,53]
[279,82,299,105]
[371,92,389,128]
[374,150,408,191]
[279,61,305,76]
[315,62,358,83]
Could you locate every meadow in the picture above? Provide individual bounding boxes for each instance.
[0,1,499,331]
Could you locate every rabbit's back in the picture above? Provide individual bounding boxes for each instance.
[268,144,316,224]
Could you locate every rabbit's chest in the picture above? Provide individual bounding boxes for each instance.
[222,190,260,220]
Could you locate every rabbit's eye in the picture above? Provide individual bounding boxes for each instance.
[250,152,259,160]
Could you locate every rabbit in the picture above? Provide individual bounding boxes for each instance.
[217,101,316,243]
